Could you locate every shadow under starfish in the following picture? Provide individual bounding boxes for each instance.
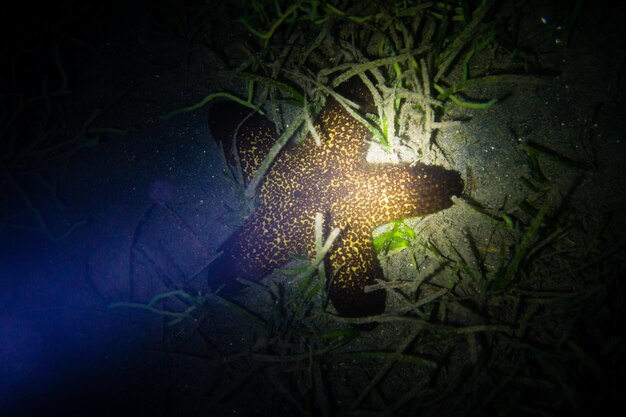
[206,77,463,317]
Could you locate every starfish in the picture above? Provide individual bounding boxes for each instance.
[207,78,463,317]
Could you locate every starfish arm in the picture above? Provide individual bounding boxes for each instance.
[207,207,315,292]
[359,163,464,224]
[208,101,278,184]
[327,225,386,317]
